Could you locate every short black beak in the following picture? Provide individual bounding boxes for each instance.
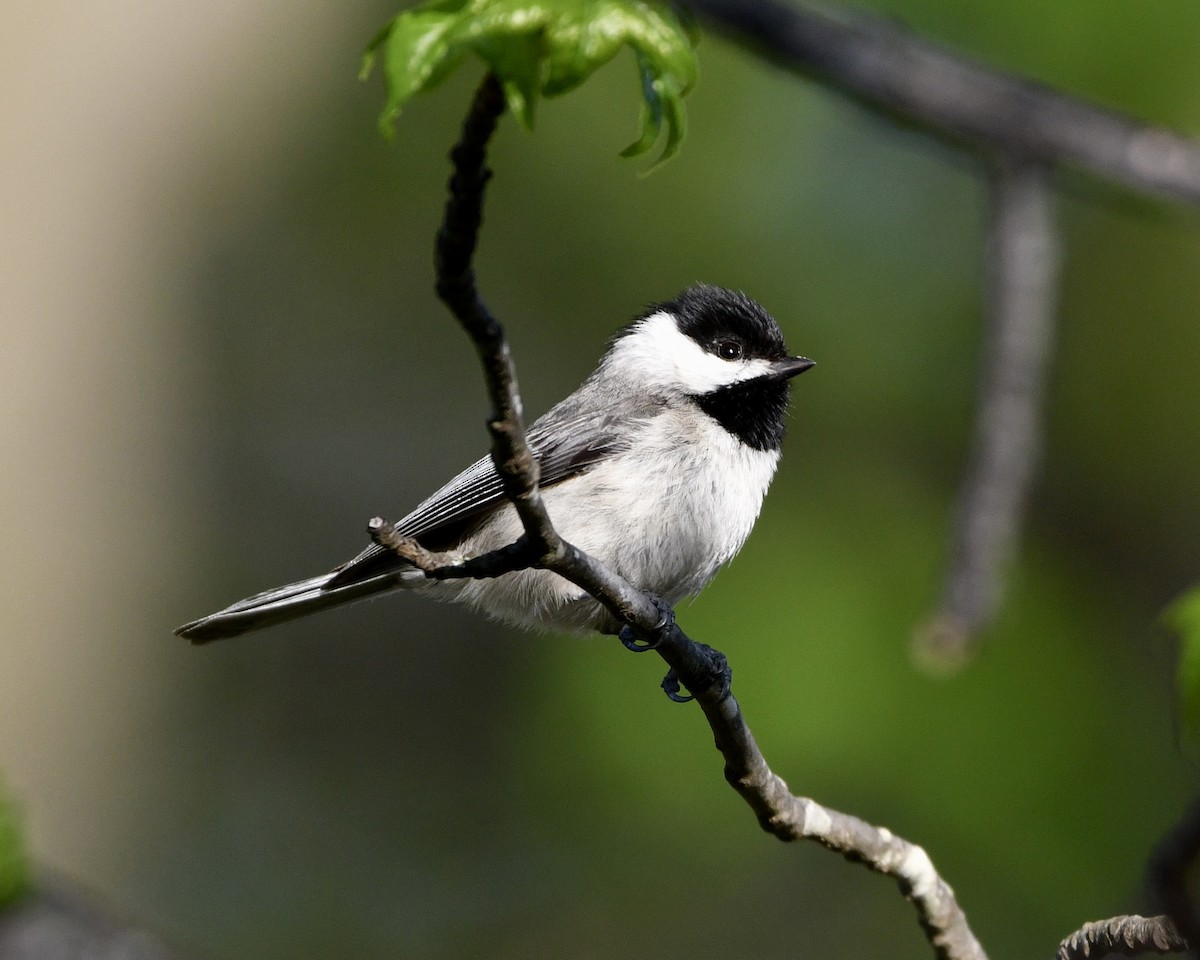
[772,356,816,380]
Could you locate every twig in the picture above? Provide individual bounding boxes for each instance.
[374,69,990,960]
[661,626,987,960]
[1149,796,1200,949]
[434,73,546,531]
[688,0,1200,207]
[915,158,1059,668]
[367,515,535,579]
[430,72,665,634]
[1056,915,1187,960]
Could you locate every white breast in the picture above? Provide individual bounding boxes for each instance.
[439,408,781,634]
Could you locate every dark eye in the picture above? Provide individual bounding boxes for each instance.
[717,340,743,361]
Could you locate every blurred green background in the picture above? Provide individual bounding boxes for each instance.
[2,0,1199,957]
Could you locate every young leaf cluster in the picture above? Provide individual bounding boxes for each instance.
[362,0,698,165]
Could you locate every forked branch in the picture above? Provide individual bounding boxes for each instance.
[367,70,987,960]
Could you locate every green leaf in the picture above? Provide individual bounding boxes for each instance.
[363,0,698,165]
[363,8,469,138]
[620,47,689,170]
[1164,586,1200,748]
[0,777,28,908]
[480,33,543,127]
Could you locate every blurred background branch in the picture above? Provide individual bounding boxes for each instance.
[689,0,1200,202]
[692,0,1200,659]
[916,158,1059,666]
[1055,914,1186,960]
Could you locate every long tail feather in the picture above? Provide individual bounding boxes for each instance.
[175,570,405,644]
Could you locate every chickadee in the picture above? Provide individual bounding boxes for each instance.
[176,284,813,643]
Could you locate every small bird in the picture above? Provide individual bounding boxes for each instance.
[176,285,813,643]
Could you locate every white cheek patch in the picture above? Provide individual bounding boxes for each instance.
[610,311,775,394]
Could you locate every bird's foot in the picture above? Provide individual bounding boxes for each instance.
[661,643,730,704]
[617,596,676,652]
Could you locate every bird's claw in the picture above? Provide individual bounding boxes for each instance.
[662,644,731,704]
[615,600,726,704]
[617,597,676,652]
[619,627,656,652]
[660,670,694,703]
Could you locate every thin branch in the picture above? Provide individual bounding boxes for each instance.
[688,0,1200,207]
[378,70,989,960]
[434,73,547,536]
[664,628,987,960]
[915,158,1059,668]
[1149,796,1200,949]
[431,72,666,634]
[1056,915,1187,960]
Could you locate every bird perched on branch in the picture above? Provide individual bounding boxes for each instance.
[177,284,813,642]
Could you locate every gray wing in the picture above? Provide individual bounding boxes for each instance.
[175,383,659,642]
[323,403,628,588]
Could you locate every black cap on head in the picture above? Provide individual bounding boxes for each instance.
[664,284,790,362]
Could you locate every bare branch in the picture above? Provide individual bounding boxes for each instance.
[688,0,1200,207]
[430,73,667,634]
[674,653,987,960]
[381,69,990,960]
[1056,915,1187,960]
[915,158,1059,668]
[434,73,547,538]
[1149,797,1200,948]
